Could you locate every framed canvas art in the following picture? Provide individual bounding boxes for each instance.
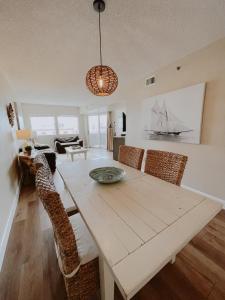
[142,83,205,144]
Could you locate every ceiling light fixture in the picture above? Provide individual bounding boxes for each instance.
[86,0,118,96]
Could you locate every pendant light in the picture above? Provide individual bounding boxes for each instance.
[86,0,118,96]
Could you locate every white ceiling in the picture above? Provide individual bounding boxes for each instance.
[0,0,225,107]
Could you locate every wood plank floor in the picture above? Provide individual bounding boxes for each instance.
[0,185,225,300]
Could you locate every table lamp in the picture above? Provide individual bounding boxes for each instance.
[16,129,32,151]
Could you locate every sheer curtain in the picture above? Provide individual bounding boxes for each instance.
[107,111,114,151]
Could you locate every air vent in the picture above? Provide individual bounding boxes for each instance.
[145,76,155,86]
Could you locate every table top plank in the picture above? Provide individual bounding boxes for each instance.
[120,180,179,225]
[73,184,144,263]
[113,198,222,299]
[132,177,204,212]
[89,189,143,252]
[141,175,205,209]
[94,185,157,242]
[72,189,129,266]
[121,177,204,223]
[112,186,168,233]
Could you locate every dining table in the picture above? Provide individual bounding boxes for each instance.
[57,158,222,300]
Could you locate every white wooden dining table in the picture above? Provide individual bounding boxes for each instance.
[57,158,222,300]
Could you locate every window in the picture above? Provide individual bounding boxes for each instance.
[88,115,99,134]
[30,116,56,136]
[57,116,79,135]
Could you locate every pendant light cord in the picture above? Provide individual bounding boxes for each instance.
[98,8,103,66]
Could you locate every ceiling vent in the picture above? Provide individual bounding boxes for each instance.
[145,76,155,86]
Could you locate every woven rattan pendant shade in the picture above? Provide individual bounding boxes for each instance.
[86,65,118,96]
[86,0,118,96]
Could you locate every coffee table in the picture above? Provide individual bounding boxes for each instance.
[65,147,88,161]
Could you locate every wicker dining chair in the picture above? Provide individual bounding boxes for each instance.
[118,145,145,170]
[33,153,53,177]
[35,166,100,300]
[144,150,188,186]
[34,154,78,216]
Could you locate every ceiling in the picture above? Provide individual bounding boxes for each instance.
[0,0,225,107]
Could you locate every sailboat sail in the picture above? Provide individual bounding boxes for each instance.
[150,102,167,132]
[148,100,192,135]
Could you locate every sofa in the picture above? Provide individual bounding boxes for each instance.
[54,136,83,154]
[34,144,50,150]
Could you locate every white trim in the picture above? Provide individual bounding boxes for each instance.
[181,184,225,208]
[0,179,22,271]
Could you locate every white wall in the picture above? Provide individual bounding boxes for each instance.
[0,72,20,269]
[21,103,86,148]
[125,38,225,202]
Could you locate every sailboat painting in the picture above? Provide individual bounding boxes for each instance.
[142,83,205,144]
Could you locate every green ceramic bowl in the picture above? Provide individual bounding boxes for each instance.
[89,167,125,184]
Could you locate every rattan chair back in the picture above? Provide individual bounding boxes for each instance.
[36,165,79,276]
[144,150,187,186]
[118,145,144,170]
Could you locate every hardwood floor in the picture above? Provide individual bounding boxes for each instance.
[0,185,225,300]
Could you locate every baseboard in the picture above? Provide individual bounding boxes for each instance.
[181,184,225,208]
[0,179,22,271]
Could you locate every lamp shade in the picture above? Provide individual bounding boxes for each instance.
[16,129,31,140]
[86,65,118,96]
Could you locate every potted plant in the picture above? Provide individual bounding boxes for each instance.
[24,145,32,156]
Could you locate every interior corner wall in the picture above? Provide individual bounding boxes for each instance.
[125,38,225,201]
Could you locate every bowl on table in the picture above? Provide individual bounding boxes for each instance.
[89,167,125,184]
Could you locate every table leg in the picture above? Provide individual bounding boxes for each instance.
[99,255,114,300]
[71,153,74,162]
[84,152,87,160]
